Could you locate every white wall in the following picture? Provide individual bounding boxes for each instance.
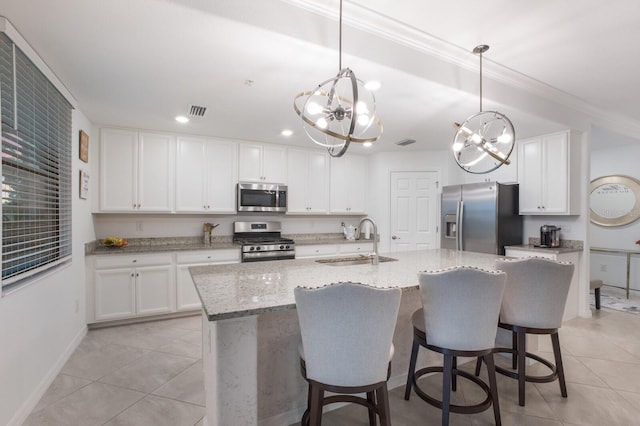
[367,149,452,253]
[590,127,640,290]
[0,110,96,425]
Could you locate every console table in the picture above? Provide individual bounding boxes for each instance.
[590,247,640,298]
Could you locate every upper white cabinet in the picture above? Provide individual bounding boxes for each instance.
[463,148,518,184]
[99,128,175,212]
[517,130,581,215]
[175,136,237,213]
[287,148,329,213]
[238,142,287,183]
[329,155,367,214]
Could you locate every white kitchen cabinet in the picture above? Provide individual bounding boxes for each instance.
[175,249,240,311]
[238,142,287,183]
[338,242,374,255]
[287,148,329,214]
[175,137,237,213]
[93,254,175,322]
[295,244,338,259]
[330,155,367,214]
[99,128,175,212]
[463,147,518,184]
[517,130,581,215]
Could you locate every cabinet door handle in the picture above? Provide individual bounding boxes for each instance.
[392,235,400,240]
[131,273,135,277]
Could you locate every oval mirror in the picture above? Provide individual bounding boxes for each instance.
[590,175,640,226]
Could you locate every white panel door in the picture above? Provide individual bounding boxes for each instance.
[262,144,287,183]
[390,171,439,252]
[206,140,238,212]
[94,268,136,321]
[176,265,203,311]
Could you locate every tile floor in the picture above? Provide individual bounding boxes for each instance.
[27,287,640,425]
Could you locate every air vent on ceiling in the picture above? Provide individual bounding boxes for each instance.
[395,139,416,146]
[187,104,207,118]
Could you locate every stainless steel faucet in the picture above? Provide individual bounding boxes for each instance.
[357,216,378,265]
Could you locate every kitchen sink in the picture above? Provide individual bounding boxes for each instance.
[315,255,398,266]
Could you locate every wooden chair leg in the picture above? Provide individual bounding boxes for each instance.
[366,391,376,426]
[442,354,453,426]
[309,384,324,426]
[405,338,420,400]
[551,332,568,398]
[595,287,601,310]
[484,353,502,426]
[474,356,483,376]
[452,356,458,392]
[512,330,518,370]
[517,330,527,406]
[376,384,392,426]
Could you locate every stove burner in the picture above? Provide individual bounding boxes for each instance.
[233,221,295,262]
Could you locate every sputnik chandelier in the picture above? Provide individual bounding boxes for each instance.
[452,45,515,174]
[293,0,382,157]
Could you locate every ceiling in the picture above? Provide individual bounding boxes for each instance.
[1,0,640,153]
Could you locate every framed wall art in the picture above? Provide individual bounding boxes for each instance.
[79,130,89,163]
[79,169,90,199]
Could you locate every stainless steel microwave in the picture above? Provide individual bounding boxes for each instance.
[237,182,287,213]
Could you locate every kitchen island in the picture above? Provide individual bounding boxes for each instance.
[190,248,506,426]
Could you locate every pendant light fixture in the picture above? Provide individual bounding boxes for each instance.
[452,45,515,174]
[293,0,382,157]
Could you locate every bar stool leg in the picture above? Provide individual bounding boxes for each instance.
[376,385,391,426]
[551,332,568,398]
[366,391,376,426]
[484,353,502,426]
[595,287,601,310]
[517,330,527,406]
[452,356,458,391]
[405,339,420,400]
[309,384,324,426]
[442,354,453,426]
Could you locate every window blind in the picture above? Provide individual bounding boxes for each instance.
[1,33,72,286]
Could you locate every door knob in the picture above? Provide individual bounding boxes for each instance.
[391,235,400,240]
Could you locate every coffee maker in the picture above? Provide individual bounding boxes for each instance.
[540,225,561,248]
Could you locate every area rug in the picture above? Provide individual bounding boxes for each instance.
[595,293,640,314]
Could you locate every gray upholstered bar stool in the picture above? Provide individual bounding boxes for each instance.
[404,267,506,426]
[295,282,402,426]
[475,257,575,407]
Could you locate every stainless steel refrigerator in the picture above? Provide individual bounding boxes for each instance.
[441,182,522,255]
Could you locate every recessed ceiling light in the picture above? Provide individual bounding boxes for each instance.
[175,116,189,124]
[364,80,381,91]
[281,129,293,137]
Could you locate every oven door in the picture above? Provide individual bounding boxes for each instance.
[237,182,287,212]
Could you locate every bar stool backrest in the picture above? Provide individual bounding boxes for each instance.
[496,257,575,329]
[294,282,402,387]
[419,267,506,351]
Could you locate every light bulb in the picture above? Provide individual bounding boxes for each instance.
[356,101,369,115]
[357,114,370,126]
[316,117,328,129]
[497,133,512,143]
[363,142,373,147]
[364,80,381,91]
[306,101,323,115]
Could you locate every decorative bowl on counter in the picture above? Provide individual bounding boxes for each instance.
[101,237,128,248]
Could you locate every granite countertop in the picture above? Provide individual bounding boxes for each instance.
[85,233,373,255]
[505,238,583,255]
[505,245,583,255]
[190,248,503,321]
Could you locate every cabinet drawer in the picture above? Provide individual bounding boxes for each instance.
[94,254,173,269]
[295,244,338,258]
[338,243,374,254]
[176,249,240,264]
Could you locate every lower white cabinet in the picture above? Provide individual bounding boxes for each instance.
[175,249,241,311]
[295,242,374,259]
[93,254,175,322]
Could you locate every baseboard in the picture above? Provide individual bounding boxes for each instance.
[7,324,88,426]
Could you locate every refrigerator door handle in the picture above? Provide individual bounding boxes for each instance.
[457,200,464,251]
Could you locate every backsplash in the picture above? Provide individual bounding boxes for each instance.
[527,237,583,250]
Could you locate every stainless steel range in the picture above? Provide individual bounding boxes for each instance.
[233,221,295,262]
